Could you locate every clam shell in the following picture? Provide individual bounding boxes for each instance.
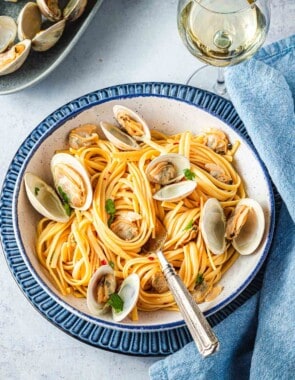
[32,20,66,52]
[36,0,62,22]
[24,172,70,223]
[0,16,17,53]
[232,198,265,255]
[51,153,93,211]
[112,274,140,322]
[87,266,116,316]
[113,105,151,141]
[153,180,197,202]
[0,39,31,76]
[100,121,140,151]
[63,0,88,22]
[200,198,226,255]
[17,2,42,41]
[146,153,190,185]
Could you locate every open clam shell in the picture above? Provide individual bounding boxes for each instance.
[100,121,140,151]
[0,39,31,76]
[231,198,265,255]
[146,153,190,185]
[24,172,70,223]
[63,0,88,22]
[32,20,66,52]
[51,153,93,211]
[87,266,117,316]
[200,198,226,255]
[0,16,17,53]
[113,105,151,142]
[17,2,42,41]
[36,0,62,22]
[153,180,196,202]
[112,274,140,322]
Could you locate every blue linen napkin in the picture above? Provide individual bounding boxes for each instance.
[149,35,295,380]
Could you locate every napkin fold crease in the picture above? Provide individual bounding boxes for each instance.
[149,35,295,380]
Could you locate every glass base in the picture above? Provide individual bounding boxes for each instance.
[186,65,229,99]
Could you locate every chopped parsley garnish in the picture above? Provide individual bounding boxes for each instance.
[34,187,40,196]
[183,219,194,231]
[107,293,124,313]
[109,260,115,269]
[105,199,116,227]
[183,168,196,180]
[58,186,72,216]
[195,273,204,286]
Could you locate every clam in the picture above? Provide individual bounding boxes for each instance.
[100,121,140,151]
[0,39,31,76]
[112,274,140,322]
[87,266,117,316]
[63,0,88,22]
[24,172,70,223]
[204,163,232,184]
[151,271,169,294]
[226,198,265,255]
[0,16,17,53]
[110,211,141,241]
[36,0,62,22]
[153,180,196,202]
[17,2,42,41]
[32,20,66,52]
[200,198,226,255]
[51,153,93,211]
[69,124,99,149]
[146,153,190,185]
[204,129,229,155]
[113,105,151,142]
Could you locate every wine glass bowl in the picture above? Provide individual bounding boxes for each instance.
[177,0,271,94]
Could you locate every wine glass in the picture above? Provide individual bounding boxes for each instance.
[177,0,271,97]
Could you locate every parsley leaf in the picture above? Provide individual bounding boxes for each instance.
[183,219,194,231]
[109,260,115,269]
[34,187,40,196]
[107,293,124,313]
[183,169,196,180]
[195,273,204,286]
[58,186,72,216]
[105,199,116,227]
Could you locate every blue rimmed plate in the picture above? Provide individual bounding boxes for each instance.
[0,83,275,355]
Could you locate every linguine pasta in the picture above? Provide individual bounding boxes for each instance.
[35,127,244,317]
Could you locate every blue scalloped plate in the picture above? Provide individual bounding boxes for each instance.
[0,83,276,355]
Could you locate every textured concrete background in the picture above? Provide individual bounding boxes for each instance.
[0,1,294,379]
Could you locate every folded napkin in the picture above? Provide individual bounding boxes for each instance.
[149,35,295,380]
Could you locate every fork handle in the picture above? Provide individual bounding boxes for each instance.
[157,250,219,357]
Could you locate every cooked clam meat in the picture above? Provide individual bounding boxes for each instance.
[36,0,62,22]
[204,129,229,155]
[147,161,177,185]
[151,271,169,293]
[205,163,232,184]
[51,153,93,211]
[69,124,99,149]
[116,112,144,137]
[87,266,117,315]
[96,273,116,304]
[109,211,141,240]
[0,40,31,76]
[226,204,251,240]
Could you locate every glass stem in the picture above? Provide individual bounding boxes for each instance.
[214,68,227,96]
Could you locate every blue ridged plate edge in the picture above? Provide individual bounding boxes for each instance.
[0,82,278,356]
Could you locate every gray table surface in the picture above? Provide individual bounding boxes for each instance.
[0,1,294,379]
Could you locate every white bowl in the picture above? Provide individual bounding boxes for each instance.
[5,83,275,333]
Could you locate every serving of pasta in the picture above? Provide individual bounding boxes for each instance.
[28,103,261,323]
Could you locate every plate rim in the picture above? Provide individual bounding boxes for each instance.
[0,82,276,354]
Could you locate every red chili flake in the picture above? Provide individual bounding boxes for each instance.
[101,259,107,265]
[148,256,155,261]
[173,142,179,145]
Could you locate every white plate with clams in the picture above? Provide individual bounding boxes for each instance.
[2,83,275,336]
[0,0,104,94]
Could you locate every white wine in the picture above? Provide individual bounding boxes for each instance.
[178,0,268,67]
